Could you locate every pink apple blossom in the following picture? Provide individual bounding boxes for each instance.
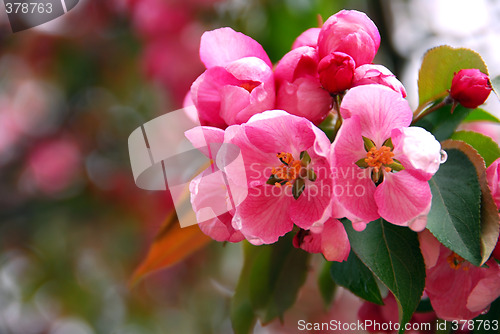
[352,64,407,98]
[450,69,492,109]
[486,158,500,208]
[190,28,275,128]
[318,10,381,67]
[274,46,332,124]
[419,230,500,320]
[293,218,350,262]
[331,85,441,230]
[221,110,336,245]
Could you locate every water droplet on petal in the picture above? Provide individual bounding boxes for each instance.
[440,149,448,164]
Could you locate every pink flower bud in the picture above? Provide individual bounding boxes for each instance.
[450,69,492,109]
[318,10,380,66]
[318,52,355,94]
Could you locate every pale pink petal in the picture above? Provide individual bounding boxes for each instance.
[352,64,407,97]
[392,127,442,181]
[375,170,431,226]
[332,116,379,223]
[244,111,317,154]
[200,27,272,68]
[292,28,320,49]
[486,158,500,208]
[234,185,293,244]
[199,212,245,243]
[219,85,252,125]
[340,85,412,146]
[466,259,500,312]
[321,218,350,262]
[418,229,441,269]
[185,126,225,159]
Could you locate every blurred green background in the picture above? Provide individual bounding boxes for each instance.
[1,0,500,333]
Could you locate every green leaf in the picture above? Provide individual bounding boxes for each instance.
[451,131,500,167]
[427,147,482,266]
[344,219,426,334]
[231,242,258,334]
[463,108,500,124]
[442,140,500,264]
[414,103,471,141]
[246,233,309,325]
[418,45,488,106]
[491,75,500,99]
[317,260,336,308]
[330,250,383,305]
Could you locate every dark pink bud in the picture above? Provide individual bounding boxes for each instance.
[318,52,355,94]
[450,69,492,109]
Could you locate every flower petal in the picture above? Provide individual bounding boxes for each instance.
[321,218,350,262]
[340,85,412,146]
[233,185,293,244]
[200,27,272,68]
[375,170,432,226]
[185,126,225,159]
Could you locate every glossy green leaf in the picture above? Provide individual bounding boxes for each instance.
[233,233,309,327]
[344,219,425,334]
[317,260,336,308]
[427,148,482,266]
[418,45,488,106]
[442,140,500,265]
[414,103,471,141]
[463,108,500,124]
[330,250,383,305]
[451,131,500,167]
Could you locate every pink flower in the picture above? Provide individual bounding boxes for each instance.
[331,85,441,230]
[318,10,380,66]
[450,69,492,109]
[274,46,332,124]
[222,110,335,245]
[293,218,350,262]
[419,230,500,320]
[191,28,275,128]
[185,126,245,242]
[358,293,436,334]
[291,27,320,49]
[352,64,407,97]
[318,52,355,95]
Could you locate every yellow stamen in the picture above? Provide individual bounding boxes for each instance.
[272,152,302,187]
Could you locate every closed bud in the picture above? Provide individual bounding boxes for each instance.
[318,52,355,94]
[450,69,492,109]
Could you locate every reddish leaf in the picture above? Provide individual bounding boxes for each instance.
[130,208,211,286]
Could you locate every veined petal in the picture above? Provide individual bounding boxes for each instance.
[233,185,293,245]
[340,85,412,146]
[184,126,225,159]
[200,27,272,68]
[321,218,350,262]
[375,170,432,226]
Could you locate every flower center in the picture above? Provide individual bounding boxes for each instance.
[240,80,260,93]
[447,253,469,271]
[365,146,395,173]
[355,137,404,184]
[271,152,302,187]
[267,151,317,200]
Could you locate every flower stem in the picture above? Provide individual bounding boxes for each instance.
[412,99,449,124]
